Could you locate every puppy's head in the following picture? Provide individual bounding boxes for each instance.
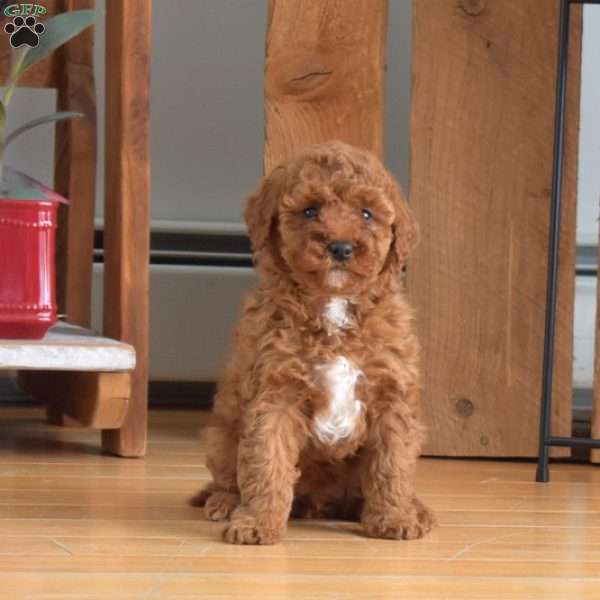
[245,141,418,294]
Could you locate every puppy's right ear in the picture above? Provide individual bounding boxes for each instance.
[388,176,419,268]
[244,166,286,254]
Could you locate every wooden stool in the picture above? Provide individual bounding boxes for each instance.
[0,0,151,457]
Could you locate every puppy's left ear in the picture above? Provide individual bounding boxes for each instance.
[390,179,419,267]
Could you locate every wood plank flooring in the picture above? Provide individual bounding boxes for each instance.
[0,406,599,599]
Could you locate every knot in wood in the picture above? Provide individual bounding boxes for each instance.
[455,397,475,417]
[460,0,486,16]
[286,69,333,94]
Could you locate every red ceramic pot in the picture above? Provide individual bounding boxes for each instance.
[0,198,60,339]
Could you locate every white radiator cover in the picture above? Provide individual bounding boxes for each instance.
[92,265,256,382]
[92,266,596,388]
[575,277,597,390]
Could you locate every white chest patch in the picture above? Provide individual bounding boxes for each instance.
[313,356,363,445]
[324,297,352,331]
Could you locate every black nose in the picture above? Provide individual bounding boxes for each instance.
[327,241,354,262]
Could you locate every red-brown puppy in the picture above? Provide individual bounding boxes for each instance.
[191,140,435,545]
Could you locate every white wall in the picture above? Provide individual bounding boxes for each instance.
[573,6,600,389]
[92,0,413,230]
[2,1,598,386]
[577,6,600,248]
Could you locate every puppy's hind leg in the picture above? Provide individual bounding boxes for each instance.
[190,423,240,521]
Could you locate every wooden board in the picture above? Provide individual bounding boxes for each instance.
[101,0,151,457]
[408,0,581,457]
[0,323,135,372]
[264,0,387,171]
[53,0,97,328]
[19,371,130,429]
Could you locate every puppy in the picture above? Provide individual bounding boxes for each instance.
[191,140,435,544]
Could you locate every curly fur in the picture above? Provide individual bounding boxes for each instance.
[191,140,436,544]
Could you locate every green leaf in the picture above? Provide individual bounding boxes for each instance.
[0,166,48,199]
[0,165,68,202]
[4,111,83,147]
[18,10,96,76]
[0,183,47,200]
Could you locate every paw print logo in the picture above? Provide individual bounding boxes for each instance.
[4,16,45,48]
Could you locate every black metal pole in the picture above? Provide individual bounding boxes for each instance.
[535,0,571,483]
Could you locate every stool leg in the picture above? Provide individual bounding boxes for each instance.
[101,0,152,458]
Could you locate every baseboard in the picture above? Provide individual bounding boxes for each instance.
[0,375,216,410]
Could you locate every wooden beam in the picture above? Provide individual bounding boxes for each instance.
[101,0,151,457]
[408,0,581,457]
[19,371,130,429]
[264,0,387,171]
[53,0,97,328]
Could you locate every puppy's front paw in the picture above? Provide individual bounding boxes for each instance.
[362,498,436,540]
[222,513,284,545]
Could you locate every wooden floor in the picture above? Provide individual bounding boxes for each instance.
[1,407,600,599]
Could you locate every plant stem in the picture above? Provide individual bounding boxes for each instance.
[0,130,5,185]
[1,47,29,184]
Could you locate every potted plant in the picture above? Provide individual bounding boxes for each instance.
[0,9,95,339]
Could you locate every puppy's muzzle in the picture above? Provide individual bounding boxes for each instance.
[327,241,354,262]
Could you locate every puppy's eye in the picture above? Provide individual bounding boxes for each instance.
[361,209,373,221]
[303,206,319,219]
